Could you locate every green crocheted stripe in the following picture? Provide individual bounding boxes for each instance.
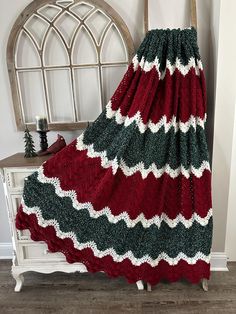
[82,111,209,170]
[23,172,213,259]
[136,27,201,71]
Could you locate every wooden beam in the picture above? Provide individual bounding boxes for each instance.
[144,0,197,32]
[191,0,197,29]
[144,0,149,34]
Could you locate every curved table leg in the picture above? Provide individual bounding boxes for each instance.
[12,273,24,292]
[201,278,209,292]
[136,280,144,290]
[147,283,152,292]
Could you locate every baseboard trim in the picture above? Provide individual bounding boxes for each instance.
[0,243,229,271]
[210,252,228,271]
[0,243,13,259]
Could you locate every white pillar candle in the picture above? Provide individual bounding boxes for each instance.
[35,116,48,132]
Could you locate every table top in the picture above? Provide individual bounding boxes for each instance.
[0,153,52,168]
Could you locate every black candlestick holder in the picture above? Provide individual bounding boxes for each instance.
[37,130,49,154]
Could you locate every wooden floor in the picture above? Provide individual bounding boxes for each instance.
[0,261,236,314]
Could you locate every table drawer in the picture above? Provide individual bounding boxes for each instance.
[10,194,22,216]
[18,242,66,264]
[5,168,36,191]
[10,194,30,241]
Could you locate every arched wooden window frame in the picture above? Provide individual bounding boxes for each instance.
[7,0,135,131]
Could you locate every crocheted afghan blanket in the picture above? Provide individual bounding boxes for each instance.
[16,27,212,285]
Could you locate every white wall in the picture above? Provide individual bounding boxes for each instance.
[0,0,225,258]
[0,0,145,247]
[213,0,236,260]
[226,99,236,260]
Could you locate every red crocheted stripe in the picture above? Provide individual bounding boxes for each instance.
[110,65,206,124]
[42,144,212,220]
[16,205,210,285]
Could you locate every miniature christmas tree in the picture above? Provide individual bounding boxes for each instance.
[24,127,37,158]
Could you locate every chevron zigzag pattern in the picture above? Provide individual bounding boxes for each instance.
[21,201,211,267]
[105,101,207,134]
[36,166,212,229]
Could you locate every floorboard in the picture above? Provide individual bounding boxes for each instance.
[0,261,235,314]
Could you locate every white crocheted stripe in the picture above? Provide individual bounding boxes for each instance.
[106,101,206,134]
[21,200,211,267]
[132,55,203,77]
[36,166,212,229]
[76,134,211,179]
